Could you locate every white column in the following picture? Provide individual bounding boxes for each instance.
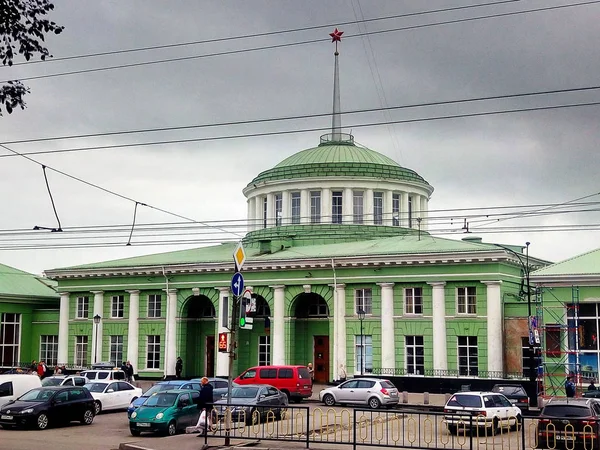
[301,189,310,224]
[255,196,263,230]
[335,284,347,380]
[484,281,503,374]
[378,283,396,371]
[421,196,429,230]
[281,191,290,225]
[215,287,230,377]
[384,191,393,226]
[91,291,104,364]
[267,193,275,227]
[343,188,353,224]
[126,290,140,369]
[428,282,447,372]
[165,289,178,376]
[247,197,255,232]
[272,285,286,365]
[401,192,409,228]
[321,188,331,223]
[365,188,374,225]
[58,292,70,365]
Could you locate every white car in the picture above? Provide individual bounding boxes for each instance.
[443,391,522,435]
[84,381,142,414]
[42,375,87,387]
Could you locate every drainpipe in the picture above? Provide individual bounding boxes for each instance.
[331,258,338,381]
[162,266,169,379]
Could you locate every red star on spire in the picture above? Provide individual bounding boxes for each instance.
[329,28,343,43]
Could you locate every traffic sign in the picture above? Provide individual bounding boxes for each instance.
[218,332,228,352]
[233,241,246,271]
[231,272,244,296]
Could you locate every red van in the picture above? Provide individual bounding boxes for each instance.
[234,365,312,402]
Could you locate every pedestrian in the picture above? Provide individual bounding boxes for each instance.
[197,377,214,436]
[307,363,314,381]
[339,364,347,383]
[30,360,37,372]
[565,376,576,398]
[37,361,47,379]
[126,361,135,383]
[176,356,183,379]
[120,360,128,373]
[589,380,597,391]
[54,365,62,375]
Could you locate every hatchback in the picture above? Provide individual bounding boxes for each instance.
[214,384,288,424]
[537,398,600,449]
[491,384,530,412]
[319,378,399,409]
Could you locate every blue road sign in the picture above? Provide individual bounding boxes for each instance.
[231,272,244,296]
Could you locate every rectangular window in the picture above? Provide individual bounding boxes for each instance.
[40,335,58,367]
[263,197,268,229]
[0,313,20,367]
[290,192,301,224]
[110,336,124,367]
[310,191,321,223]
[546,324,562,357]
[373,192,383,225]
[258,336,270,366]
[405,287,423,315]
[457,287,477,314]
[406,336,424,375]
[111,295,124,318]
[332,191,343,224]
[275,193,283,226]
[355,335,373,374]
[353,191,364,224]
[392,193,400,226]
[458,336,478,376]
[75,336,88,367]
[355,288,372,315]
[147,335,161,369]
[76,296,89,319]
[408,195,413,228]
[148,294,162,318]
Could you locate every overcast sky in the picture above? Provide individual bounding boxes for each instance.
[1,0,599,275]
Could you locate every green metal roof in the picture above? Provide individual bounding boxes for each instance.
[0,263,58,298]
[275,144,400,167]
[532,247,600,277]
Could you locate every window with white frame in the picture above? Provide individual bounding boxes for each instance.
[405,287,423,315]
[457,287,477,314]
[355,335,373,374]
[355,288,372,315]
[40,335,58,367]
[275,193,283,226]
[262,197,268,228]
[110,335,124,367]
[0,313,20,367]
[408,195,413,228]
[111,295,124,318]
[75,336,88,367]
[76,296,89,319]
[373,192,383,225]
[291,192,301,224]
[353,191,364,224]
[392,193,400,226]
[310,191,321,223]
[332,191,343,223]
[147,335,161,369]
[458,336,478,376]
[148,294,162,318]
[258,336,270,366]
[406,336,424,375]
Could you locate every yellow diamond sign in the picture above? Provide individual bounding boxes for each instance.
[233,241,246,271]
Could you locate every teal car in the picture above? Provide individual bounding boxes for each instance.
[129,389,200,436]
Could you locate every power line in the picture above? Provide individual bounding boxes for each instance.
[3,1,598,84]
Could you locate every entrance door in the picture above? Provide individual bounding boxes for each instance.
[313,336,329,383]
[206,336,215,377]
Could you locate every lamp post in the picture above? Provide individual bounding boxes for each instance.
[93,314,101,364]
[358,308,365,376]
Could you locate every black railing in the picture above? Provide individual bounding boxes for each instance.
[370,368,527,379]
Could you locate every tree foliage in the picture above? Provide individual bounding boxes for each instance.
[0,0,63,115]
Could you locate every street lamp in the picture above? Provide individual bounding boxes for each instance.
[358,308,365,376]
[93,314,101,364]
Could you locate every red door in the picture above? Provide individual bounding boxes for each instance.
[313,336,329,383]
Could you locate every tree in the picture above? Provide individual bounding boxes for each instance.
[0,0,63,115]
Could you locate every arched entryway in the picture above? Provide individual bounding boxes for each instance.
[290,292,331,383]
[180,295,216,377]
[237,294,271,371]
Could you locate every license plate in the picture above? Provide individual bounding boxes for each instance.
[137,422,151,427]
[556,436,575,441]
[391,392,398,396]
[1,415,13,420]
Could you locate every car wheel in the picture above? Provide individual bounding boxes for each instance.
[281,390,290,400]
[323,394,335,407]
[94,401,102,415]
[447,425,457,435]
[81,409,94,425]
[491,417,500,435]
[36,413,49,430]
[368,397,381,409]
[511,414,522,431]
[276,407,287,420]
[130,428,141,436]
[246,408,259,425]
[166,420,177,436]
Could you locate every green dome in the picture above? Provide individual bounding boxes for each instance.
[275,144,399,167]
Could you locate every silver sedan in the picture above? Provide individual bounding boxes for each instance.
[319,378,400,409]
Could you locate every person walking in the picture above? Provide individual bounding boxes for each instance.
[589,380,597,391]
[126,361,135,383]
[197,377,214,436]
[307,363,314,381]
[565,376,576,398]
[175,356,183,379]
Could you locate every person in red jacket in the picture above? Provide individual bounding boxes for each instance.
[37,361,47,379]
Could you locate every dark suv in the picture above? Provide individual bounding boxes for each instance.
[0,386,95,429]
[537,398,600,449]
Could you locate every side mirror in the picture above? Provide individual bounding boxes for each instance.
[259,394,266,400]
[107,389,114,393]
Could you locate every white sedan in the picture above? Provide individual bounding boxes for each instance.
[84,381,142,414]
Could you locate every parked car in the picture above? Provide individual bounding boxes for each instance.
[319,378,399,409]
[214,384,288,424]
[234,365,312,402]
[491,384,530,412]
[443,391,521,435]
[191,377,235,402]
[85,381,143,414]
[127,379,202,417]
[0,374,42,409]
[80,369,126,382]
[0,386,95,430]
[536,397,600,449]
[129,389,200,436]
[583,389,600,399]
[42,375,87,387]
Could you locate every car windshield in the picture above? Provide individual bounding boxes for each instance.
[447,395,482,408]
[18,388,55,402]
[41,378,63,387]
[143,384,177,397]
[227,387,259,399]
[493,386,526,396]
[144,393,178,407]
[543,405,592,418]
[84,383,108,393]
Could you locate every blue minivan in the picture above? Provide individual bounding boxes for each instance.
[127,380,201,417]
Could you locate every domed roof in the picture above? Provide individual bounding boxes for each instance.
[275,143,399,167]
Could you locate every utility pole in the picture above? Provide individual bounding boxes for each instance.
[224,294,239,447]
